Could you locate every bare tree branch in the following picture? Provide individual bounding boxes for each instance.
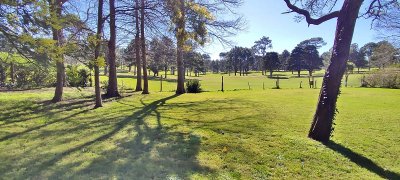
[283,0,339,26]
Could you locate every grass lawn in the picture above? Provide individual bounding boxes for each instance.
[0,71,399,179]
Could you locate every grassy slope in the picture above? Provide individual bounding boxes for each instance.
[0,71,399,179]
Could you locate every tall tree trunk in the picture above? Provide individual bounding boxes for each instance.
[297,70,300,77]
[51,0,65,103]
[0,63,5,83]
[140,0,149,94]
[175,0,186,94]
[106,0,120,97]
[164,66,167,78]
[134,0,142,91]
[308,0,363,142]
[10,62,14,83]
[93,0,105,108]
[269,69,273,77]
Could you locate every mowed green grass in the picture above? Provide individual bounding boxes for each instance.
[107,69,365,92]
[0,71,399,179]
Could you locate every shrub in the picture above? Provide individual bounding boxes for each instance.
[186,79,202,93]
[13,65,56,88]
[101,80,108,92]
[364,68,399,89]
[66,65,89,87]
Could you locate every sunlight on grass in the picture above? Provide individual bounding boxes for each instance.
[0,72,399,179]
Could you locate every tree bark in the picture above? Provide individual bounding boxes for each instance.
[308,0,363,142]
[297,70,300,77]
[0,63,5,83]
[105,0,120,98]
[134,0,142,91]
[140,0,149,94]
[175,0,186,94]
[93,0,105,108]
[10,62,14,83]
[51,0,65,103]
[164,66,167,78]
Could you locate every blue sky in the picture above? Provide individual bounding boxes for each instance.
[204,1,380,60]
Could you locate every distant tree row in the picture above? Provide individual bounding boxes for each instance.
[201,37,398,77]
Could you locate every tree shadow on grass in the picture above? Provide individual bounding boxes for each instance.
[325,141,400,179]
[22,94,212,179]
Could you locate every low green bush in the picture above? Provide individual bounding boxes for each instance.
[66,65,90,87]
[186,79,202,93]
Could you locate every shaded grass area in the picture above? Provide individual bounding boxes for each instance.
[0,79,399,178]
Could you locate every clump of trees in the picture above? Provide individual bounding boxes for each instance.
[0,0,243,103]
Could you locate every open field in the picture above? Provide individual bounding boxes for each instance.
[0,71,399,179]
[104,69,368,92]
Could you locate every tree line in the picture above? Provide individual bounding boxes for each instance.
[0,0,243,107]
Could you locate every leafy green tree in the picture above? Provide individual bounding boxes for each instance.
[348,43,367,73]
[279,50,290,70]
[288,46,304,77]
[264,52,280,77]
[226,47,253,76]
[298,37,326,49]
[164,0,242,94]
[252,36,272,74]
[302,45,323,76]
[252,36,272,56]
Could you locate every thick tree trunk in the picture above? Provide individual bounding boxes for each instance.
[106,0,120,98]
[176,46,185,94]
[52,61,64,102]
[308,0,363,142]
[134,0,142,91]
[297,70,300,77]
[141,0,149,94]
[93,0,105,108]
[175,0,186,94]
[269,69,273,77]
[51,0,64,103]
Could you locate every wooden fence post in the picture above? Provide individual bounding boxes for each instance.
[221,76,224,92]
[160,75,163,92]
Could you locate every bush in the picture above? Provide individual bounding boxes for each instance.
[13,65,56,88]
[363,68,399,89]
[66,65,89,87]
[101,80,108,92]
[186,79,202,93]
